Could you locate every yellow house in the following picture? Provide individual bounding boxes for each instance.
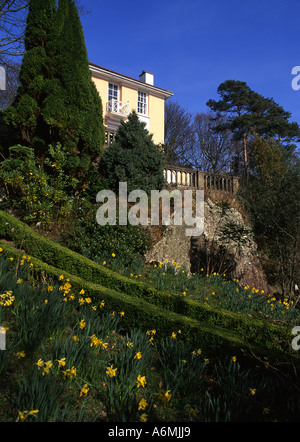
[89,62,173,146]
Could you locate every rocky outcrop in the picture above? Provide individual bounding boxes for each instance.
[145,198,271,293]
[190,199,271,293]
[145,223,191,272]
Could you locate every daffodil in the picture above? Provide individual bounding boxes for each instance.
[80,384,90,397]
[159,389,171,404]
[137,375,147,388]
[16,351,25,359]
[192,349,202,357]
[35,358,44,369]
[17,411,26,421]
[17,409,39,422]
[79,319,86,329]
[63,366,77,378]
[139,413,148,422]
[56,357,66,368]
[138,398,148,411]
[106,365,117,378]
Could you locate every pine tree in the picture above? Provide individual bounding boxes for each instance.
[101,111,166,195]
[206,80,300,178]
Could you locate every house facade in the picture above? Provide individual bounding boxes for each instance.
[89,62,173,146]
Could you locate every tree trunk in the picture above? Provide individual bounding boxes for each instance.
[243,133,249,182]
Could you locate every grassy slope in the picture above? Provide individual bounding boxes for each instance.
[0,210,299,365]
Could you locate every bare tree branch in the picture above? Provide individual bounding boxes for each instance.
[164,100,195,167]
[0,0,90,62]
[192,111,237,174]
[0,0,28,59]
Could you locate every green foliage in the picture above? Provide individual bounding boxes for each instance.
[15,368,67,422]
[60,199,152,266]
[3,0,57,151]
[206,80,300,175]
[0,212,297,363]
[207,80,300,143]
[3,0,105,197]
[239,136,300,296]
[101,111,166,195]
[158,334,207,397]
[42,0,105,162]
[1,252,300,422]
[0,145,74,224]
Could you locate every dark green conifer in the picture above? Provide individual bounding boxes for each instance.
[43,0,105,170]
[4,0,57,157]
[4,0,105,180]
[101,111,166,195]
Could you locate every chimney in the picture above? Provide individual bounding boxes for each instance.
[139,70,154,86]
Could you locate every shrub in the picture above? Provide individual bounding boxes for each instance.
[60,199,152,267]
[100,111,165,195]
[0,145,74,225]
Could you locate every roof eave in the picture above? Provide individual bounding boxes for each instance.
[89,62,174,99]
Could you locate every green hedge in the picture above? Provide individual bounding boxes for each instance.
[2,239,299,366]
[0,240,253,359]
[0,210,297,361]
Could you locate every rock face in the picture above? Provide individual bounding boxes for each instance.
[145,198,271,293]
[145,223,191,272]
[190,199,271,293]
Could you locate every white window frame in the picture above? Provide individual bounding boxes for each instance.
[108,83,119,102]
[137,91,148,116]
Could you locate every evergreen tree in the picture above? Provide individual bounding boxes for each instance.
[4,0,105,181]
[240,135,300,297]
[3,0,57,155]
[207,80,300,178]
[42,0,105,171]
[101,111,165,195]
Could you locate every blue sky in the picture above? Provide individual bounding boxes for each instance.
[81,0,300,127]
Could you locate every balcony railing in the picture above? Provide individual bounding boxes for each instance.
[164,165,240,194]
[106,99,130,116]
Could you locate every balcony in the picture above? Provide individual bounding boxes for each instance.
[106,99,130,117]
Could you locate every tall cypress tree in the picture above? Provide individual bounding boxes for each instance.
[4,0,105,178]
[4,0,57,157]
[43,0,105,171]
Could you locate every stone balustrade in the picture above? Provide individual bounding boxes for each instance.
[164,165,239,193]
